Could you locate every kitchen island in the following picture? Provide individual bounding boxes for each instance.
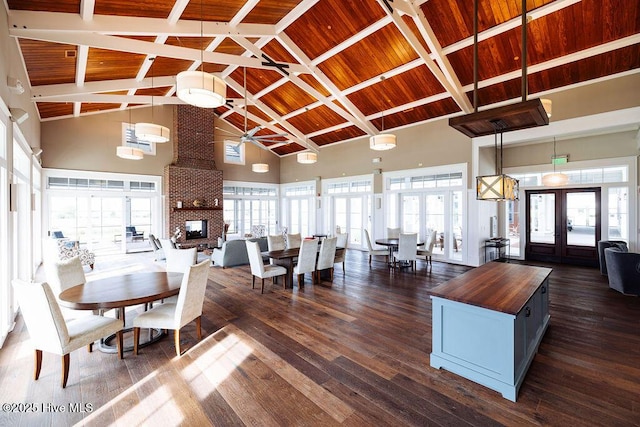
[429,262,552,401]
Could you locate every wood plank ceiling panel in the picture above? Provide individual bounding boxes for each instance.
[347,65,446,116]
[272,142,305,155]
[80,103,121,114]
[371,98,461,131]
[85,48,146,82]
[246,105,272,123]
[94,0,175,19]
[286,105,347,134]
[19,39,77,86]
[7,0,79,13]
[317,23,420,91]
[242,0,303,25]
[180,0,246,22]
[224,112,260,134]
[310,125,367,146]
[261,39,299,64]
[36,102,74,119]
[298,74,331,97]
[134,87,173,97]
[228,67,284,94]
[259,81,318,117]
[284,0,385,61]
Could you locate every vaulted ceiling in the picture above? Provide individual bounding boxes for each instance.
[5,0,640,156]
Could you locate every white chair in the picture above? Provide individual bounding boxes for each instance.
[334,233,348,273]
[364,229,388,265]
[286,233,302,249]
[164,246,197,273]
[246,240,288,293]
[158,238,176,251]
[293,238,319,287]
[267,234,286,265]
[12,279,124,388]
[133,260,210,357]
[387,227,401,239]
[393,233,418,271]
[316,236,337,283]
[417,229,438,269]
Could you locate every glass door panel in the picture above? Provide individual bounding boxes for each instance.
[607,187,628,241]
[401,195,420,234]
[566,192,596,247]
[529,193,556,244]
[349,197,363,246]
[334,197,347,235]
[451,191,463,260]
[425,194,445,254]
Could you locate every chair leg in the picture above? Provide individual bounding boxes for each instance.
[133,327,140,355]
[252,275,255,289]
[368,254,372,264]
[174,329,181,357]
[87,342,93,352]
[298,274,304,288]
[261,278,265,294]
[34,349,42,381]
[116,330,123,360]
[195,316,202,341]
[61,353,70,388]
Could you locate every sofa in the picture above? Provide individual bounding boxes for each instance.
[604,248,640,296]
[212,237,268,268]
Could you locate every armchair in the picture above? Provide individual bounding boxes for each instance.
[126,226,144,242]
[45,238,95,270]
[604,248,640,296]
[597,240,628,275]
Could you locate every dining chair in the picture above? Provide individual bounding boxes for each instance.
[286,233,302,249]
[316,236,337,284]
[387,227,401,239]
[164,246,197,273]
[158,238,176,250]
[12,279,124,388]
[267,234,286,265]
[393,233,418,271]
[293,237,319,287]
[245,240,288,293]
[334,233,348,273]
[417,229,438,269]
[364,229,388,265]
[133,260,210,357]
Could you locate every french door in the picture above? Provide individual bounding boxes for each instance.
[332,195,368,249]
[525,188,601,266]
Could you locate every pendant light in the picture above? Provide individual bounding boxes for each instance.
[135,57,170,143]
[542,138,569,186]
[297,152,318,164]
[117,106,144,160]
[369,77,396,151]
[476,121,519,201]
[176,0,226,108]
[252,163,269,173]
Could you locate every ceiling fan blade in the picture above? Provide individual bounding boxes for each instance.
[252,139,290,143]
[253,133,288,139]
[246,126,262,138]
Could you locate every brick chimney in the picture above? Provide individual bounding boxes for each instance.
[164,105,223,246]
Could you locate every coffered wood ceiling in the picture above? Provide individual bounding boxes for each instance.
[6,0,640,156]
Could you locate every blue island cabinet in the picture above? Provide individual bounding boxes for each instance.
[429,262,551,401]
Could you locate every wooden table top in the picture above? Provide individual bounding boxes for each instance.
[58,271,183,311]
[263,246,344,260]
[375,238,424,246]
[429,262,552,315]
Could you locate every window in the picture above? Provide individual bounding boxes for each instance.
[222,182,278,236]
[122,123,155,155]
[224,141,245,165]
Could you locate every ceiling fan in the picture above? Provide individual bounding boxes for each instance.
[211,67,288,153]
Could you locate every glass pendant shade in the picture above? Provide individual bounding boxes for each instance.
[297,152,318,164]
[542,172,569,186]
[476,174,519,201]
[116,145,144,160]
[176,71,226,108]
[252,163,269,173]
[369,133,396,151]
[135,122,170,143]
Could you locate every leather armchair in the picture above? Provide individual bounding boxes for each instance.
[604,248,640,296]
[597,240,628,275]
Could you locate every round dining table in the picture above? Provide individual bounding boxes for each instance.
[59,271,183,352]
[375,238,424,268]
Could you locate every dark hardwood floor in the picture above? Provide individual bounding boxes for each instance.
[1,250,639,426]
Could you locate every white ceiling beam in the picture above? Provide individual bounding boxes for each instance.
[341,59,424,96]
[377,0,473,113]
[9,29,307,74]
[229,0,260,26]
[167,0,191,25]
[306,122,352,138]
[7,10,276,37]
[31,76,177,99]
[442,0,582,55]
[33,94,190,104]
[79,0,95,21]
[75,45,89,87]
[73,102,81,117]
[275,0,319,33]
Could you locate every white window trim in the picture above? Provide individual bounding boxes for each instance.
[223,141,245,165]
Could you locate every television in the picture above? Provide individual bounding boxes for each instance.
[185,220,208,240]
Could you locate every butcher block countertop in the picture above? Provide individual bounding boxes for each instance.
[429,262,552,315]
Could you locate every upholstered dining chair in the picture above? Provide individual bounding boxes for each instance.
[246,240,288,293]
[267,234,286,265]
[133,260,210,357]
[393,233,418,271]
[334,233,348,273]
[364,229,388,265]
[316,236,337,284]
[387,227,401,239]
[286,233,302,249]
[164,246,197,273]
[417,229,438,269]
[293,237,319,287]
[12,279,124,388]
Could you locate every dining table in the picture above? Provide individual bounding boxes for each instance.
[262,246,344,288]
[375,238,424,268]
[58,271,183,352]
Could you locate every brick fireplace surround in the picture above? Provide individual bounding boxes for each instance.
[164,105,223,247]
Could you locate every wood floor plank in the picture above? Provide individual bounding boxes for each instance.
[3,249,639,425]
